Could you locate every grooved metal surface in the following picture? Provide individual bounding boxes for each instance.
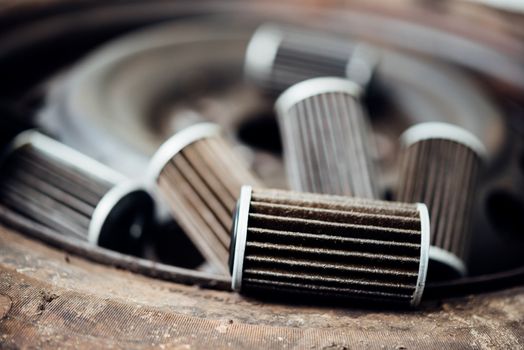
[238,188,424,305]
[157,135,261,274]
[397,136,482,275]
[0,145,114,240]
[276,85,378,198]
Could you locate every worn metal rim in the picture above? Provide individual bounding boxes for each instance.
[230,185,252,292]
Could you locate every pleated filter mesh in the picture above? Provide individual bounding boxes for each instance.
[232,188,428,306]
[245,25,376,93]
[154,129,262,274]
[0,137,117,241]
[265,32,347,92]
[396,127,483,277]
[276,78,378,198]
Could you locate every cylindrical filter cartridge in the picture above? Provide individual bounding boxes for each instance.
[396,122,486,279]
[245,24,379,94]
[230,186,429,307]
[275,77,378,198]
[0,131,154,255]
[147,123,262,274]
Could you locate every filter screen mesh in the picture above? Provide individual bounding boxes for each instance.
[157,135,261,274]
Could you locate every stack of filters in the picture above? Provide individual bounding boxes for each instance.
[147,123,262,274]
[0,23,484,310]
[275,76,378,198]
[245,24,379,94]
[396,122,486,279]
[227,29,433,305]
[230,186,429,307]
[0,130,154,255]
[226,26,488,304]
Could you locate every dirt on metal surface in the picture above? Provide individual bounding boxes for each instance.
[0,225,523,349]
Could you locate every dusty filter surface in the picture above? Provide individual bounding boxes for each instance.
[275,77,378,198]
[230,186,429,306]
[147,123,262,274]
[0,130,153,254]
[396,122,486,280]
[245,24,378,93]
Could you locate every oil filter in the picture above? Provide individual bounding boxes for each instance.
[275,77,378,198]
[0,130,154,255]
[230,186,429,306]
[245,24,378,93]
[147,123,262,274]
[396,122,486,279]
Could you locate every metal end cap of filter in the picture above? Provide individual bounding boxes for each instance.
[428,246,468,280]
[412,203,431,307]
[145,123,222,190]
[0,129,39,165]
[274,77,363,117]
[345,43,381,90]
[244,24,284,85]
[89,181,155,256]
[400,122,487,160]
[230,185,253,291]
